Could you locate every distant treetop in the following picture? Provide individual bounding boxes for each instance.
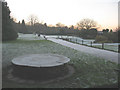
[77,18,97,30]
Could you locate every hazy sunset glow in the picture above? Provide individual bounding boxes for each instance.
[6,0,119,30]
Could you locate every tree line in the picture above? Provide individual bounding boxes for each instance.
[12,16,98,39]
[2,0,120,43]
[2,1,18,41]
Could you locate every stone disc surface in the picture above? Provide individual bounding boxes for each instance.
[12,54,70,67]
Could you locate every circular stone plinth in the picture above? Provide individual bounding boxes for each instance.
[11,54,71,82]
[12,54,70,67]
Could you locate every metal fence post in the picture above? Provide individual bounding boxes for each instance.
[76,39,77,43]
[82,40,84,45]
[91,41,92,47]
[102,43,104,49]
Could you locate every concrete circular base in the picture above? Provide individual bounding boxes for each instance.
[9,54,72,84]
[12,54,70,67]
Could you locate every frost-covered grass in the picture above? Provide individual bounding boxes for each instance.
[2,39,118,88]
[17,33,45,40]
[93,45,118,52]
[104,45,118,52]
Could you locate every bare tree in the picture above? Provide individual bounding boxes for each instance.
[77,18,97,30]
[56,22,65,27]
[28,15,39,25]
[69,25,74,30]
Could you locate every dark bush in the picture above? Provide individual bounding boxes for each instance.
[95,35,112,43]
[2,1,18,41]
[79,29,97,39]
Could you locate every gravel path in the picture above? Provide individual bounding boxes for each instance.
[48,38,119,64]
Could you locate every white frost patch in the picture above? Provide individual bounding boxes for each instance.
[18,33,45,40]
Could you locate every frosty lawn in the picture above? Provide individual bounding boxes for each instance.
[93,45,118,52]
[2,40,118,88]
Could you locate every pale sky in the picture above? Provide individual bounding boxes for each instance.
[6,0,119,30]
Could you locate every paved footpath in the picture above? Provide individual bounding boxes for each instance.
[48,38,119,64]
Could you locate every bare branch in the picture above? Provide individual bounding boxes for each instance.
[27,15,39,25]
[77,18,97,30]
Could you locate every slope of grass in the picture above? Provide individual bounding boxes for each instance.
[2,40,118,88]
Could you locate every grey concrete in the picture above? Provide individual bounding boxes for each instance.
[12,54,70,67]
[48,38,119,64]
